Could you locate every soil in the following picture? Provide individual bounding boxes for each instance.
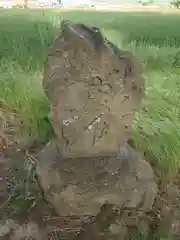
[0,142,104,239]
[0,141,177,240]
[0,144,58,238]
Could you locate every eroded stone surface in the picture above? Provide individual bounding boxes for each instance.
[38,20,157,239]
[35,141,157,216]
[42,20,145,158]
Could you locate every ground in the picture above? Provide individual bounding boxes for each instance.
[1,7,180,239]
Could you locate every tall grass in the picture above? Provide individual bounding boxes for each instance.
[0,9,180,180]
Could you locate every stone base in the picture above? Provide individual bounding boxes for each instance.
[35,141,157,216]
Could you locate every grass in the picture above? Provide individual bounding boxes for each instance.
[1,9,180,181]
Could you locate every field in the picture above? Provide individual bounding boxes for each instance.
[1,9,180,180]
[0,7,180,238]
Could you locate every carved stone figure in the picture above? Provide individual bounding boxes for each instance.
[43,20,145,158]
[35,20,157,239]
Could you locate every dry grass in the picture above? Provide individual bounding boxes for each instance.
[0,100,21,150]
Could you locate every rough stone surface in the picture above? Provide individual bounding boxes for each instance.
[42,20,145,158]
[35,141,157,216]
[38,20,158,239]
[108,210,150,240]
[158,179,180,240]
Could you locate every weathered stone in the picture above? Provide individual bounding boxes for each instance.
[108,210,150,240]
[42,20,145,158]
[0,220,18,238]
[35,141,157,216]
[38,20,157,239]
[158,180,180,240]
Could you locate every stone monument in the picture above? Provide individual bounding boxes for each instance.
[35,20,157,239]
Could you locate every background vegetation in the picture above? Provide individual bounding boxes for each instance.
[1,9,180,181]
